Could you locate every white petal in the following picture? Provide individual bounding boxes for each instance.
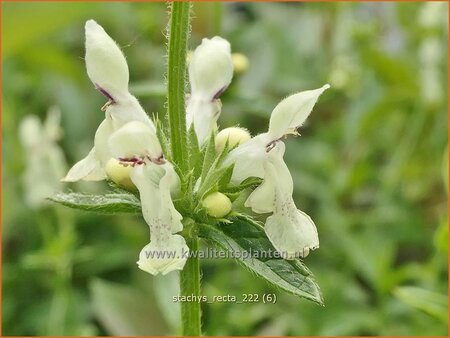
[61,147,105,182]
[85,19,129,101]
[268,84,330,139]
[244,142,292,213]
[106,94,155,132]
[189,36,233,100]
[244,173,275,213]
[108,121,162,160]
[240,141,318,258]
[93,118,114,166]
[225,133,272,184]
[137,235,189,275]
[130,163,182,235]
[158,163,183,233]
[61,118,113,182]
[265,203,319,259]
[132,162,186,274]
[186,97,221,145]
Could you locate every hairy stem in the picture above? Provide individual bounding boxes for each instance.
[179,236,202,336]
[167,2,201,336]
[167,1,190,173]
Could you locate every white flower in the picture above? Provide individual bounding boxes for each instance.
[108,121,188,275]
[187,36,234,145]
[227,85,330,184]
[19,107,67,208]
[225,85,329,258]
[188,36,233,100]
[245,142,319,258]
[62,20,154,182]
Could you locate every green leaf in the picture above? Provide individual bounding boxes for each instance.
[196,165,233,200]
[394,286,448,323]
[200,132,217,183]
[222,176,263,193]
[49,192,141,214]
[218,163,235,190]
[198,216,323,305]
[187,125,202,178]
[156,117,172,162]
[196,139,233,199]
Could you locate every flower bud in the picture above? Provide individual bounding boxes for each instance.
[85,19,129,101]
[189,36,233,100]
[232,53,249,74]
[105,158,135,189]
[215,127,251,153]
[108,121,162,161]
[202,192,232,218]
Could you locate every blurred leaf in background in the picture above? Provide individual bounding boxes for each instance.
[2,1,448,336]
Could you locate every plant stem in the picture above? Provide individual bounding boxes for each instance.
[167,2,201,335]
[180,236,202,336]
[167,1,190,173]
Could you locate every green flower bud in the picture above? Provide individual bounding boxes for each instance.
[215,127,251,153]
[105,158,135,189]
[202,192,232,218]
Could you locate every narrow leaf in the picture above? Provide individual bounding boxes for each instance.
[156,117,172,162]
[200,132,216,183]
[188,125,202,177]
[222,176,263,193]
[196,140,232,198]
[218,163,235,190]
[50,192,141,214]
[196,165,232,200]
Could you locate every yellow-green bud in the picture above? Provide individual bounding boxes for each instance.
[232,53,249,74]
[105,158,135,190]
[202,192,232,218]
[215,127,251,153]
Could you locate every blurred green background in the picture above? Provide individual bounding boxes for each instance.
[2,1,448,336]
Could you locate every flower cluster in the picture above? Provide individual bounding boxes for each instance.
[63,20,329,275]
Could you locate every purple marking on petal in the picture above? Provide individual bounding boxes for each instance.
[265,140,278,153]
[95,83,116,103]
[212,85,228,100]
[148,154,166,165]
[119,156,145,166]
